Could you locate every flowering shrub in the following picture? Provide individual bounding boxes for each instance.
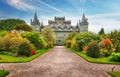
[101,38,114,56]
[102,38,113,47]
[31,50,36,55]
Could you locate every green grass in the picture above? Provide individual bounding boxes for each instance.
[0,70,9,77]
[0,49,49,63]
[69,48,120,64]
[108,71,120,77]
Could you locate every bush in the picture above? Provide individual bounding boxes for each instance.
[17,41,33,57]
[100,38,115,57]
[21,31,46,49]
[108,30,120,53]
[77,40,85,51]
[110,53,120,62]
[66,40,71,48]
[76,32,101,51]
[0,30,7,37]
[70,38,77,49]
[0,33,16,52]
[0,70,9,77]
[87,41,100,58]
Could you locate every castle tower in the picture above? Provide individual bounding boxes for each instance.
[31,12,40,31]
[78,13,89,32]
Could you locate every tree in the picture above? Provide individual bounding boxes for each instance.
[0,19,26,31]
[14,24,32,31]
[65,31,78,48]
[98,28,105,35]
[108,30,120,52]
[65,31,78,40]
[75,32,101,51]
[42,26,56,47]
[21,31,45,49]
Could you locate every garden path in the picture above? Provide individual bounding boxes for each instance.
[0,46,120,77]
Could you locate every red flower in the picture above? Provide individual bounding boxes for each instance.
[31,50,36,55]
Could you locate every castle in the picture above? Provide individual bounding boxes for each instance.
[30,12,89,45]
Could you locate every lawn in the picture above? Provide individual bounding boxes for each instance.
[0,70,9,77]
[0,49,49,63]
[69,48,120,64]
[108,71,120,77]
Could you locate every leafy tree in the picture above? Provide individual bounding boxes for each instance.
[42,26,56,47]
[108,30,120,52]
[65,31,78,48]
[75,32,101,51]
[14,24,32,31]
[0,19,26,31]
[65,31,78,40]
[0,32,35,55]
[21,31,46,49]
[98,28,105,35]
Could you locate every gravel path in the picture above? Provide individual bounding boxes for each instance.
[0,46,120,77]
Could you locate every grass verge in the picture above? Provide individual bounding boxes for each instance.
[0,70,9,77]
[0,49,50,63]
[69,48,120,64]
[108,71,120,77]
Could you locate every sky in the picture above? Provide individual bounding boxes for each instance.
[0,0,120,33]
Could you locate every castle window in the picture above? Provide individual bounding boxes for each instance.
[58,40,61,42]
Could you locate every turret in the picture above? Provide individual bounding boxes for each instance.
[30,12,40,31]
[77,13,89,32]
[81,13,85,22]
[80,13,88,25]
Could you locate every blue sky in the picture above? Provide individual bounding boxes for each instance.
[0,0,120,33]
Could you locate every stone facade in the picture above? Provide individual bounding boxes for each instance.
[30,12,89,45]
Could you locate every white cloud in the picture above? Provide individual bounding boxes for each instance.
[88,13,120,19]
[88,13,120,33]
[65,0,85,14]
[6,0,36,11]
[36,0,66,15]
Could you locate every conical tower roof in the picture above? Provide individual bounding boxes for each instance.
[33,12,38,22]
[82,13,86,22]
